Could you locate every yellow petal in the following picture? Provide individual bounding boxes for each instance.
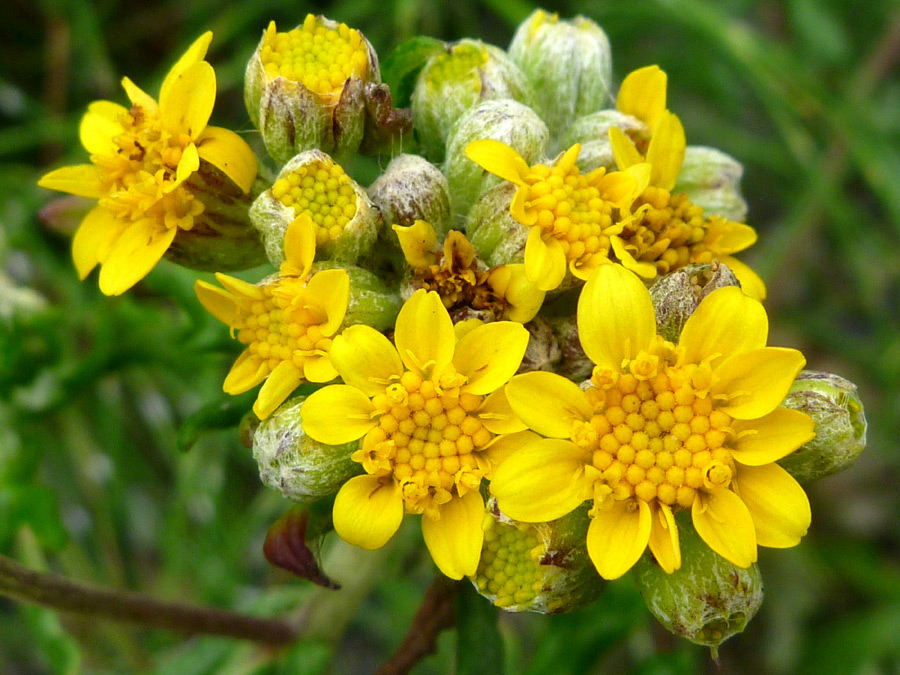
[646,111,685,191]
[215,271,265,300]
[421,491,485,579]
[393,220,438,268]
[194,279,238,326]
[704,218,758,255]
[487,264,545,323]
[731,408,816,466]
[304,269,350,335]
[735,463,811,548]
[173,142,200,189]
[598,166,643,209]
[329,325,404,397]
[300,384,377,445]
[489,438,588,522]
[71,206,128,279]
[159,31,213,105]
[721,256,767,301]
[280,215,316,279]
[476,387,527,435]
[120,77,158,113]
[679,286,768,368]
[609,127,643,170]
[479,430,540,476]
[160,61,216,138]
[465,139,529,186]
[610,235,657,278]
[577,263,656,371]
[691,489,757,568]
[510,185,538,226]
[79,101,127,155]
[454,321,529,395]
[223,350,269,395]
[648,502,681,573]
[98,220,177,296]
[302,354,339,383]
[333,475,403,550]
[38,164,106,199]
[524,227,567,291]
[586,498,652,580]
[616,65,667,129]
[394,290,454,377]
[713,347,807,420]
[253,361,304,420]
[196,125,258,194]
[505,371,592,438]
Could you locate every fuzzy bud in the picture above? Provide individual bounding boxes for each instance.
[508,10,613,150]
[634,518,764,651]
[315,262,402,332]
[466,182,527,268]
[674,146,748,223]
[367,154,453,239]
[411,39,535,162]
[778,371,867,483]
[560,110,646,172]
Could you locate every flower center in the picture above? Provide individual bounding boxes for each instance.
[260,16,368,100]
[235,280,332,371]
[355,369,493,516]
[522,161,616,271]
[581,351,736,512]
[473,515,543,608]
[622,186,719,275]
[271,159,358,246]
[425,43,489,91]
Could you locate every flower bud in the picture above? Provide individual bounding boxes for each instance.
[648,262,741,343]
[508,10,613,150]
[444,99,548,221]
[778,371,867,483]
[471,499,603,613]
[250,150,381,267]
[465,182,527,268]
[245,16,379,164]
[252,395,362,503]
[367,154,453,239]
[315,262,401,332]
[634,518,764,651]
[674,146,748,223]
[411,39,535,162]
[560,110,645,172]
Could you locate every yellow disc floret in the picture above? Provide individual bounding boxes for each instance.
[425,43,489,90]
[474,516,544,608]
[260,16,368,100]
[271,159,358,246]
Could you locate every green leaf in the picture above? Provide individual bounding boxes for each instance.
[380,36,445,108]
[456,581,504,675]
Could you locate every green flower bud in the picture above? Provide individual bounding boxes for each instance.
[466,182,526,268]
[314,262,402,332]
[367,154,453,239]
[634,518,764,651]
[674,146,748,222]
[252,395,362,503]
[649,262,741,343]
[250,150,382,267]
[508,9,613,150]
[560,110,645,172]
[779,371,867,483]
[411,39,535,162]
[244,16,380,164]
[471,499,603,613]
[444,99,548,222]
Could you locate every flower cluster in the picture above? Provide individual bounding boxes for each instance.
[39,8,866,650]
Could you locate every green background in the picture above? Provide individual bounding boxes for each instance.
[1,0,899,672]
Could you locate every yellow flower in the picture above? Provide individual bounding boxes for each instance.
[465,140,646,291]
[299,289,531,579]
[194,216,348,420]
[393,220,545,322]
[490,264,815,580]
[39,33,258,295]
[609,66,765,299]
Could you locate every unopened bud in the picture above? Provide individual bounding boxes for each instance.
[367,154,453,240]
[466,182,527,268]
[471,499,603,613]
[648,262,741,343]
[315,262,402,332]
[444,99,548,221]
[252,395,362,503]
[411,39,535,162]
[779,371,867,483]
[675,146,748,223]
[250,150,381,267]
[560,110,645,172]
[634,518,763,651]
[508,10,613,150]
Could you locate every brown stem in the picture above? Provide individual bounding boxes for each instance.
[375,577,458,675]
[0,553,299,645]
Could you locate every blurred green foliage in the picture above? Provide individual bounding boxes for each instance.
[1,0,899,672]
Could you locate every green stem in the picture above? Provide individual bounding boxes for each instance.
[0,553,299,645]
